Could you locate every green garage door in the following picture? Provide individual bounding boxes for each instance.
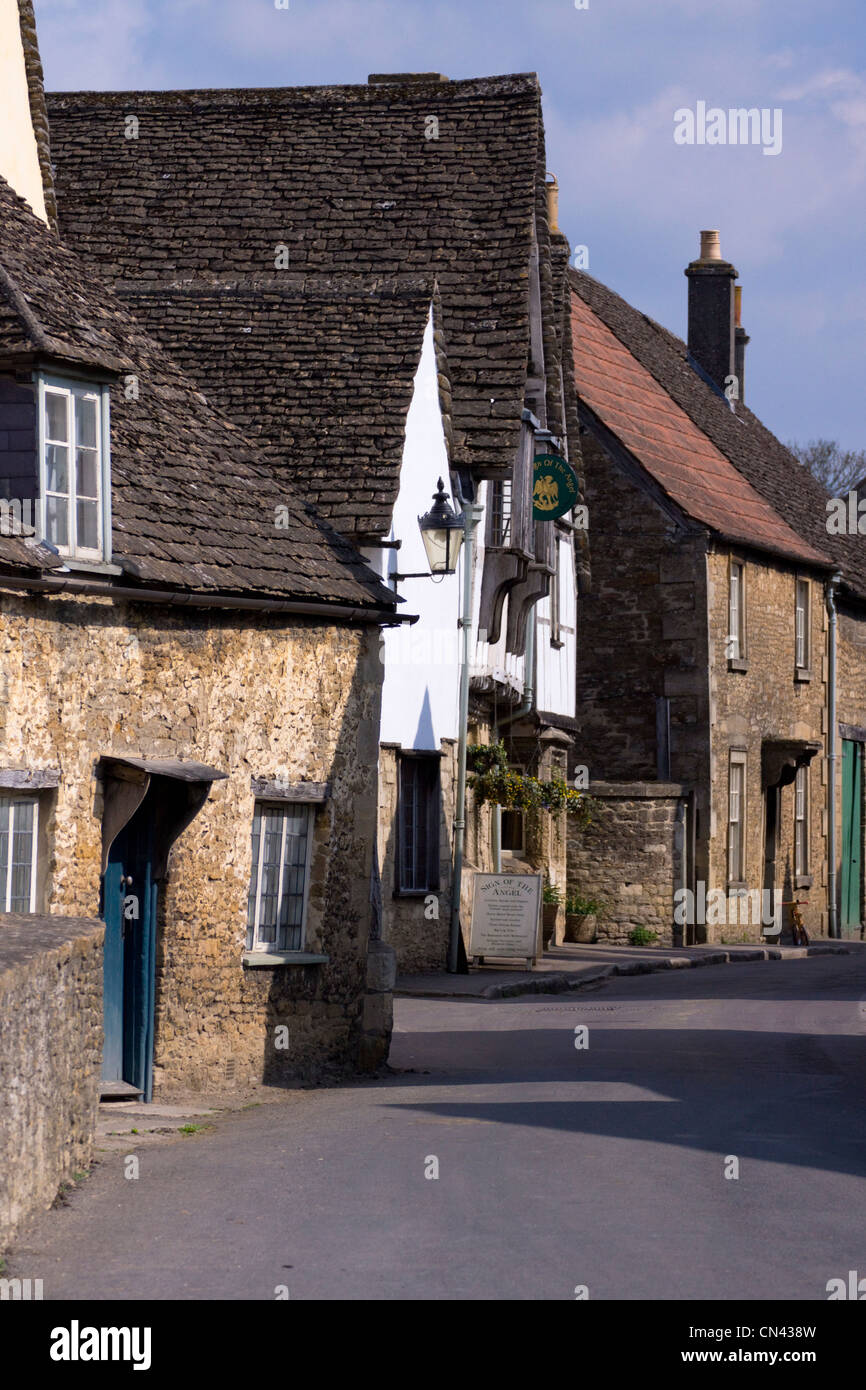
[841,739,862,934]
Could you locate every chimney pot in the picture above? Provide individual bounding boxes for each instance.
[546,173,560,235]
[699,229,722,261]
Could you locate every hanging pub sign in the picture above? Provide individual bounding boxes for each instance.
[532,453,579,521]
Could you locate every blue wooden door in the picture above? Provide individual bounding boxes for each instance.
[101,804,158,1098]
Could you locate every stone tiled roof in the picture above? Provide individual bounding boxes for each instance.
[46,75,549,531]
[0,175,397,612]
[112,275,434,537]
[569,268,865,593]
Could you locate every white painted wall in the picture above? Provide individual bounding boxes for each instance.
[535,530,578,718]
[0,0,47,222]
[471,478,525,699]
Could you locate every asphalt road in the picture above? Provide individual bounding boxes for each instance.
[10,953,866,1300]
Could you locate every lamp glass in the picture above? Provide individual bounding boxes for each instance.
[421,522,463,575]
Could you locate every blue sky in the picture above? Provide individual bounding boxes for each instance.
[36,0,866,452]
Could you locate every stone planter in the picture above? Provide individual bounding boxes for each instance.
[565,912,597,944]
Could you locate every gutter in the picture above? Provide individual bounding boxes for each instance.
[0,571,415,627]
[827,570,842,938]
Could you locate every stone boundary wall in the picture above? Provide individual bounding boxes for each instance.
[0,912,104,1251]
[567,781,688,945]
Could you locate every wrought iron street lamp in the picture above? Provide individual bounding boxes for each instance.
[417,478,465,576]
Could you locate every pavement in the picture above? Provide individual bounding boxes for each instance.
[7,948,866,1300]
[397,938,856,999]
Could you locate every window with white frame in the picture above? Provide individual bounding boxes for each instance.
[0,795,38,913]
[728,560,745,661]
[246,803,314,953]
[795,579,810,671]
[39,377,109,561]
[728,752,746,883]
[794,765,809,877]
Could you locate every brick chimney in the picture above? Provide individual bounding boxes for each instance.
[734,285,749,405]
[684,230,738,394]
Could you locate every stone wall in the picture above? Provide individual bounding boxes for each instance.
[567,781,687,945]
[378,738,458,974]
[575,435,711,786]
[0,589,385,1095]
[708,551,827,940]
[0,912,104,1251]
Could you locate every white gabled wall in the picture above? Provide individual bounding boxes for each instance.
[369,304,576,747]
[370,308,462,750]
[0,0,48,223]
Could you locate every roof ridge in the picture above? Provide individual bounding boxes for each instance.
[46,73,541,104]
[0,257,47,353]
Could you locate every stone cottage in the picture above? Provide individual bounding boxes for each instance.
[46,72,590,971]
[0,0,404,1105]
[566,231,866,945]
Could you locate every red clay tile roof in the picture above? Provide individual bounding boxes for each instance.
[569,290,830,569]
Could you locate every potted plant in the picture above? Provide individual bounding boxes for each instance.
[565,892,604,944]
[542,878,564,948]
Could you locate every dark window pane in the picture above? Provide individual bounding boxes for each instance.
[76,448,99,499]
[45,495,68,548]
[75,396,98,449]
[45,392,67,442]
[46,443,69,495]
[76,498,99,551]
[398,756,440,892]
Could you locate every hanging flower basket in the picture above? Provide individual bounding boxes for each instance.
[467,742,593,826]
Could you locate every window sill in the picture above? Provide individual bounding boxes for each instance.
[392,889,438,899]
[57,557,123,577]
[727,658,749,673]
[794,875,813,890]
[242,952,329,968]
[794,668,812,683]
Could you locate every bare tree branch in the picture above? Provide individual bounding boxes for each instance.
[786,438,866,496]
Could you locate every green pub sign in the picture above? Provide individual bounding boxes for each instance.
[532,453,579,521]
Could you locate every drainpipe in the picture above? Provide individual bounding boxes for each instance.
[827,571,842,938]
[674,799,688,948]
[447,500,485,973]
[493,605,537,871]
